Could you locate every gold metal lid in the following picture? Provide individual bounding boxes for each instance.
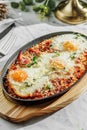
[55,0,87,25]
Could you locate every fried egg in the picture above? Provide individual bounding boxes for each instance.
[51,34,87,52]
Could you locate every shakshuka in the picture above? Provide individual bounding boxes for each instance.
[4,33,87,99]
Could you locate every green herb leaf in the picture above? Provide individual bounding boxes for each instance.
[27,63,33,67]
[19,1,26,11]
[27,56,38,67]
[55,51,60,56]
[44,0,56,11]
[33,6,41,12]
[50,44,53,47]
[11,2,19,9]
[35,0,45,3]
[23,0,34,5]
[70,52,76,60]
[63,67,66,70]
[24,82,30,87]
[52,67,56,71]
[46,84,51,90]
[33,56,37,63]
[33,5,51,18]
[75,33,82,39]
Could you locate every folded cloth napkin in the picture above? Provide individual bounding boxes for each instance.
[0,23,85,130]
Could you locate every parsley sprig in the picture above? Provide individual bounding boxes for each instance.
[27,56,38,67]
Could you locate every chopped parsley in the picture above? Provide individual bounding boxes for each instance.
[33,78,36,81]
[24,82,30,87]
[52,67,56,71]
[50,44,53,48]
[55,51,60,56]
[70,52,76,60]
[46,84,51,90]
[27,56,38,67]
[75,33,82,39]
[63,67,66,70]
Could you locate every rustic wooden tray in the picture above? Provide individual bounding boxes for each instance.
[0,73,87,123]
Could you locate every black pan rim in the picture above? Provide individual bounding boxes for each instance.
[1,31,87,103]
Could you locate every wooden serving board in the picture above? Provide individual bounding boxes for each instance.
[0,73,87,123]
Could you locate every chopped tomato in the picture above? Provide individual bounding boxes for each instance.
[10,64,17,70]
[17,51,22,62]
[84,52,87,59]
[74,66,84,79]
[28,48,41,56]
[39,39,52,52]
[16,51,30,65]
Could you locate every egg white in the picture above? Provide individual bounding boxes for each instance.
[52,34,87,52]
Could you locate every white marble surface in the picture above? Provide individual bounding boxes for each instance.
[0,23,87,130]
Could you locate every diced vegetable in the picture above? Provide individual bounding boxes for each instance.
[27,56,37,67]
[24,82,30,87]
[70,53,76,60]
[28,48,41,55]
[55,51,60,56]
[46,84,51,90]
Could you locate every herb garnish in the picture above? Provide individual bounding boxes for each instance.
[24,82,30,87]
[70,52,76,60]
[75,33,82,39]
[27,56,38,67]
[35,0,45,3]
[63,67,66,70]
[50,44,53,48]
[55,51,60,56]
[46,84,51,90]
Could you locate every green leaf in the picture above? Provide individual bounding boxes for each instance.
[35,0,45,3]
[33,6,41,12]
[27,56,37,67]
[70,52,76,60]
[19,1,26,11]
[24,82,30,87]
[11,2,19,9]
[23,0,34,5]
[75,33,82,39]
[33,4,51,18]
[46,84,51,90]
[55,51,60,56]
[44,0,56,11]
[33,56,37,62]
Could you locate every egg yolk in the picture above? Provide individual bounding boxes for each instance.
[11,70,28,82]
[50,58,64,69]
[63,41,78,51]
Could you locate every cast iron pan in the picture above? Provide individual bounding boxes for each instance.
[1,31,87,105]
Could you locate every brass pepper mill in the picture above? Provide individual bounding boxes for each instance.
[55,0,87,24]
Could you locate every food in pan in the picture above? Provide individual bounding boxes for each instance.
[4,33,87,99]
